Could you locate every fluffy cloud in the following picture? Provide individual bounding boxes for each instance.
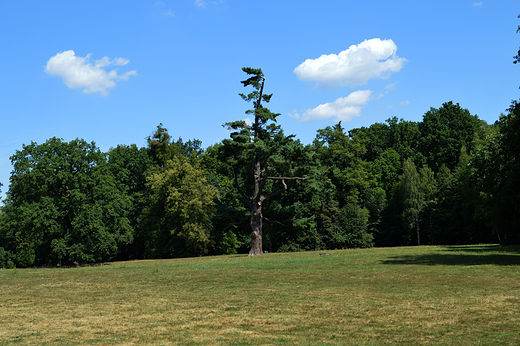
[290,90,372,122]
[44,50,137,96]
[294,38,407,88]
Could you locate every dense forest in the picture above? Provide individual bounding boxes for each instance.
[2,27,520,267]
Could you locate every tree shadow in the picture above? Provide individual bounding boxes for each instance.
[381,245,520,266]
[442,244,520,254]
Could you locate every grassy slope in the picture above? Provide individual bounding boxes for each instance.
[1,245,519,345]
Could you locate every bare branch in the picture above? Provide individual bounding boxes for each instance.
[266,176,309,180]
[260,179,288,203]
[263,216,291,228]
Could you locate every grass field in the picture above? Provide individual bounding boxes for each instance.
[1,245,519,345]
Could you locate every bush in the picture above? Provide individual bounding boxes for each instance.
[0,247,15,269]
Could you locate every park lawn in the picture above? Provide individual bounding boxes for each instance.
[1,245,519,345]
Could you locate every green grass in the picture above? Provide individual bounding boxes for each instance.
[1,245,520,345]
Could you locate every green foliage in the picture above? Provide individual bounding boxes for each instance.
[108,144,152,196]
[470,101,520,244]
[386,117,422,162]
[215,230,240,255]
[3,62,520,260]
[326,202,373,249]
[398,159,426,245]
[146,123,175,168]
[0,206,16,267]
[370,148,401,194]
[219,67,307,255]
[349,117,420,163]
[4,138,133,266]
[270,156,334,252]
[202,143,254,254]
[107,144,153,259]
[138,159,217,258]
[313,122,376,203]
[0,246,15,268]
[146,123,204,168]
[419,101,481,171]
[260,124,376,252]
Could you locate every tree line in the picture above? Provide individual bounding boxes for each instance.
[1,80,519,268]
[1,19,520,267]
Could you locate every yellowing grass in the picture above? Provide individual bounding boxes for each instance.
[1,245,519,345]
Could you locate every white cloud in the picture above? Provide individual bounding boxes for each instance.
[163,9,175,16]
[44,50,137,96]
[472,2,483,6]
[377,82,399,99]
[290,90,372,122]
[385,82,398,91]
[195,0,222,8]
[293,38,407,88]
[94,56,130,67]
[400,100,410,106]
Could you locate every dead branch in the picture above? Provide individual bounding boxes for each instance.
[263,216,291,228]
[266,176,309,180]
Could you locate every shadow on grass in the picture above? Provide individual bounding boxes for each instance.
[442,244,520,254]
[381,245,520,266]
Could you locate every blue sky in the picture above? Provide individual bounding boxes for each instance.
[0,0,519,200]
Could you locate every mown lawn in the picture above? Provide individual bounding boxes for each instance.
[1,245,519,345]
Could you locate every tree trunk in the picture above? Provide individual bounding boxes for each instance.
[268,224,272,253]
[249,77,265,257]
[416,215,421,246]
[250,203,263,255]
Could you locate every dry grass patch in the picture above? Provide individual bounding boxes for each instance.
[1,245,520,345]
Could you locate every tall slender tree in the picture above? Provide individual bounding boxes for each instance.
[399,159,426,245]
[220,68,307,255]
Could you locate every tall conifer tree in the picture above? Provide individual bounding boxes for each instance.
[220,68,307,255]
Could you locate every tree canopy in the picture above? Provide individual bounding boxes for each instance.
[2,41,520,266]
[138,159,217,258]
[1,138,133,266]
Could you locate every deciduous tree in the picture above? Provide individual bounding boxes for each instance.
[4,138,133,266]
[398,159,426,245]
[138,159,217,258]
[107,144,153,259]
[418,102,481,171]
